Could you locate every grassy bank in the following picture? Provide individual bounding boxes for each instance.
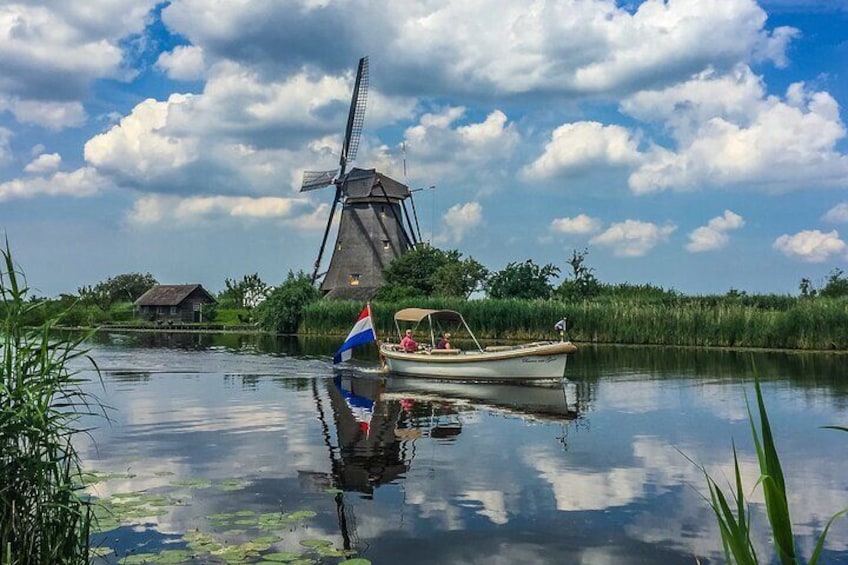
[300,296,848,350]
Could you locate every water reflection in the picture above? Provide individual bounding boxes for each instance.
[74,332,848,564]
[314,372,583,498]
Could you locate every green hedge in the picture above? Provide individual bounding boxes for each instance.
[300,297,848,350]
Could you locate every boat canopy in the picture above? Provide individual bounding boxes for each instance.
[392,308,482,351]
[393,308,465,324]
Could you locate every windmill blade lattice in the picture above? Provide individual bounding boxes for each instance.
[340,56,369,175]
[301,169,338,191]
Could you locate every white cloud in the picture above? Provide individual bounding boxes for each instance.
[156,45,207,81]
[590,220,677,257]
[522,122,641,181]
[773,230,847,263]
[625,67,848,194]
[0,2,156,124]
[435,201,483,245]
[686,210,745,252]
[125,194,310,226]
[85,94,200,182]
[551,213,603,235]
[163,0,798,100]
[24,152,62,174]
[81,64,416,197]
[822,203,848,224]
[0,167,105,202]
[401,108,519,188]
[0,98,86,130]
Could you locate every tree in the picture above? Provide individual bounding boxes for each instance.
[220,273,271,309]
[799,277,817,298]
[557,248,600,301]
[377,244,488,300]
[431,254,489,298]
[820,268,848,298]
[87,273,158,307]
[381,244,448,297]
[486,260,560,300]
[257,271,321,334]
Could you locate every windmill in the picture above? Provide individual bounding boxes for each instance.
[301,57,421,300]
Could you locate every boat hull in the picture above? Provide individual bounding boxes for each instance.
[380,341,576,380]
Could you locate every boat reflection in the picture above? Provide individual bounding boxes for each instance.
[308,372,583,496]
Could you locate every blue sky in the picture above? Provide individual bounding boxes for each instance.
[1,0,847,297]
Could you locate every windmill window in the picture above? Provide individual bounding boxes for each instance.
[380,207,387,217]
[382,239,390,250]
[337,241,342,251]
[349,273,361,286]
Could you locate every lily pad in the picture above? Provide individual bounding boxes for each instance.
[118,554,158,565]
[299,539,332,549]
[339,559,371,565]
[155,549,194,564]
[262,552,303,562]
[171,478,212,489]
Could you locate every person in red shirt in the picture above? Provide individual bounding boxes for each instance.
[400,329,418,352]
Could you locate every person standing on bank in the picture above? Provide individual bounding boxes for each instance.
[400,329,418,352]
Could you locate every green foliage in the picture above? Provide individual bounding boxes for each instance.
[85,272,157,307]
[257,271,321,334]
[1,242,103,564]
[819,268,848,298]
[299,295,848,348]
[220,273,271,309]
[377,245,488,300]
[556,248,601,301]
[698,377,848,564]
[486,260,560,300]
[799,278,817,298]
[107,301,135,322]
[200,302,218,322]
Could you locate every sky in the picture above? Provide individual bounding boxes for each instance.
[1,0,847,297]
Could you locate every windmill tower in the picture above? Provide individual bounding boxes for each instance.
[301,57,420,299]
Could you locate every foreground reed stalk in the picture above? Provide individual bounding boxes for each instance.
[0,244,102,565]
[699,377,847,564]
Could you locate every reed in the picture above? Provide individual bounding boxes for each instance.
[697,377,848,564]
[300,297,848,350]
[0,243,103,565]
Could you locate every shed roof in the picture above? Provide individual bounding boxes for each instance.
[135,284,216,306]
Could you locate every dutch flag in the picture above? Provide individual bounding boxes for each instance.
[333,304,377,364]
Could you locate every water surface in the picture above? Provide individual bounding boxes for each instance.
[76,333,848,564]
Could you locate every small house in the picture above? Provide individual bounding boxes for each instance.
[135,284,216,323]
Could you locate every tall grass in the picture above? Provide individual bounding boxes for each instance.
[300,297,848,350]
[0,243,103,565]
[697,377,847,564]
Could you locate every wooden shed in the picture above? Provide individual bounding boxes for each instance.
[134,284,216,322]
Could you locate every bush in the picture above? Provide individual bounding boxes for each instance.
[257,271,321,334]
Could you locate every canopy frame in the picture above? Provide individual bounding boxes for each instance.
[392,308,483,351]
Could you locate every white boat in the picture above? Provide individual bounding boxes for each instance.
[379,308,577,381]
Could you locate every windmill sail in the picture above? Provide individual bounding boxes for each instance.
[299,57,420,299]
[301,169,339,191]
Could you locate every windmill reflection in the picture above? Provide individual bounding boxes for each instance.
[305,373,583,550]
[310,373,583,493]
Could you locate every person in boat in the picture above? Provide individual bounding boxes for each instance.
[436,332,451,350]
[400,329,419,352]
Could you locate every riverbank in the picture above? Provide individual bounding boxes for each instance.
[300,297,848,351]
[51,294,848,352]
